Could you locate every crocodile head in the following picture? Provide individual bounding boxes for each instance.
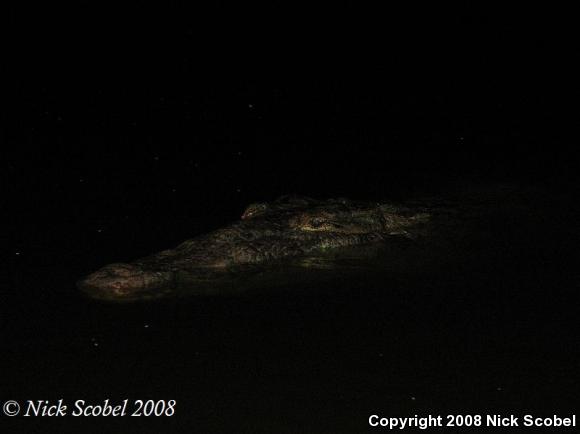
[78,196,430,299]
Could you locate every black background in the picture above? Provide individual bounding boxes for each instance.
[7,5,578,217]
[4,5,580,433]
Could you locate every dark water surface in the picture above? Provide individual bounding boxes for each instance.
[4,191,579,433]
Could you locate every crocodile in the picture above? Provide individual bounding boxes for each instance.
[78,195,432,298]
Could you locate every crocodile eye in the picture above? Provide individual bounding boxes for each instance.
[310,218,323,228]
[242,203,267,219]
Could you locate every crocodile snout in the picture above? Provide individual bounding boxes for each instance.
[77,263,173,299]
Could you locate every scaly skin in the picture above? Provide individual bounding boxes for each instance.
[78,196,431,297]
